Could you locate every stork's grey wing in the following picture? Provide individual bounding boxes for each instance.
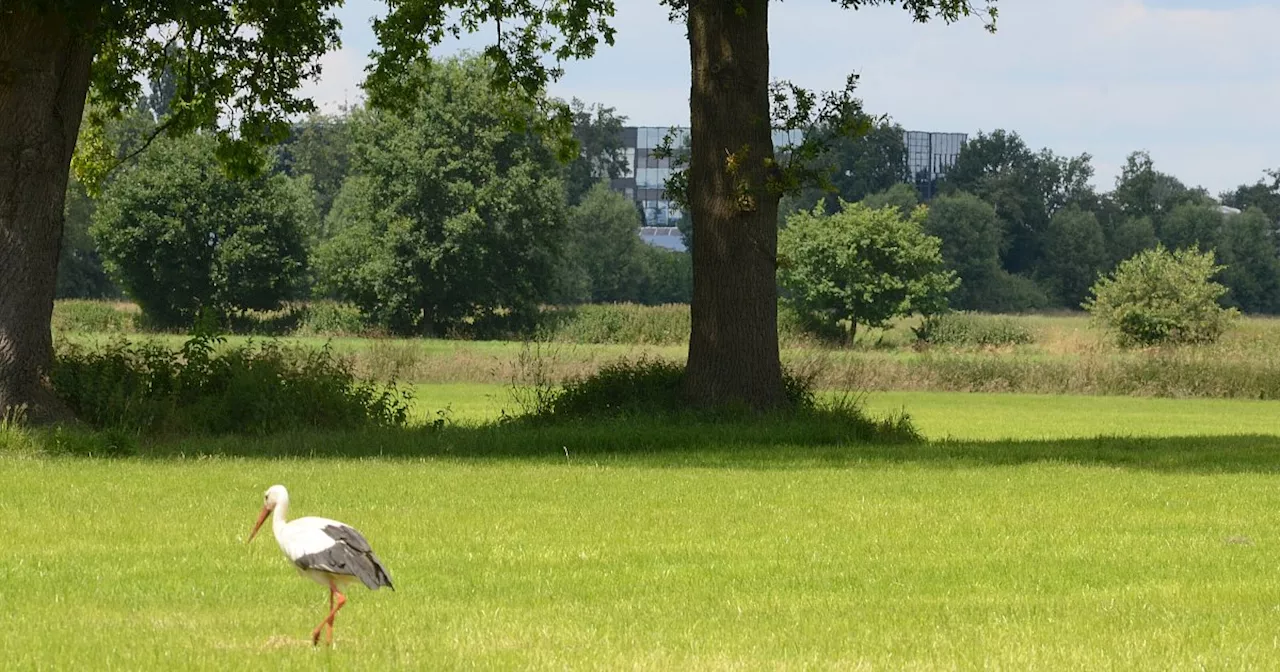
[296,523,395,591]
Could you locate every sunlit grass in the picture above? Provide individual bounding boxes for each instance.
[6,435,1280,669]
[409,383,1280,441]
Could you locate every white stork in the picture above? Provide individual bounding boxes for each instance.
[247,484,394,645]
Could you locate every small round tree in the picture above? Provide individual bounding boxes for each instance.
[778,200,957,341]
[1083,244,1239,347]
[91,134,312,328]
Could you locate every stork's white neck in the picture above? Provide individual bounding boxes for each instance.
[271,491,291,545]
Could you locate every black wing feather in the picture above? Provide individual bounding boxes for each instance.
[295,524,395,591]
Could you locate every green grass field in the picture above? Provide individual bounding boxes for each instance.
[412,383,1280,441]
[6,387,1280,669]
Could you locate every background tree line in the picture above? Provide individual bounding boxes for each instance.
[60,56,1280,336]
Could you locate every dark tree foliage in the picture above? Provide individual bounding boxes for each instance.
[90,133,312,328]
[276,111,353,226]
[1159,202,1222,252]
[55,175,118,299]
[1217,207,1280,314]
[941,129,1093,276]
[1040,205,1106,308]
[779,119,911,220]
[924,192,1003,311]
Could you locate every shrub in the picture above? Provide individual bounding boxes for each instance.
[1084,244,1239,347]
[50,332,411,435]
[297,301,371,336]
[779,200,957,340]
[913,312,1037,347]
[531,356,817,421]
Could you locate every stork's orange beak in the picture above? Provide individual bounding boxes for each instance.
[248,506,270,543]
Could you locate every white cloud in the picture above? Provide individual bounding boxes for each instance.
[304,0,1280,194]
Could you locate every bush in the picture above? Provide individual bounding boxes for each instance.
[1084,244,1239,347]
[297,301,371,336]
[779,200,956,340]
[50,332,411,435]
[530,356,814,421]
[913,312,1037,347]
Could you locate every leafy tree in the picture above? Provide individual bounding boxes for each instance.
[1159,202,1222,252]
[1040,205,1106,307]
[1110,151,1208,236]
[924,192,1003,310]
[90,133,312,328]
[558,182,647,303]
[315,56,567,336]
[2,0,340,422]
[1084,244,1238,347]
[1091,194,1158,269]
[1216,207,1280,314]
[778,200,956,340]
[565,99,630,206]
[862,182,921,220]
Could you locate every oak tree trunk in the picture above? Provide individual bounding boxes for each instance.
[0,7,97,424]
[682,0,787,411]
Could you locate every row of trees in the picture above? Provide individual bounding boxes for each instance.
[57,56,691,334]
[777,126,1280,315]
[61,73,1280,338]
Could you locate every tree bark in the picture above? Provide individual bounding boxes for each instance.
[0,7,98,424]
[682,0,787,411]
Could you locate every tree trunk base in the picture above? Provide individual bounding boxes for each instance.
[1,382,78,427]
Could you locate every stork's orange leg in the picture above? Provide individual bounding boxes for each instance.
[327,590,335,642]
[311,580,347,646]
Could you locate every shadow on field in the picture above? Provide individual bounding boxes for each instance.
[16,420,1280,474]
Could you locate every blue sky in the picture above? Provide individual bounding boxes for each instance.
[300,0,1280,195]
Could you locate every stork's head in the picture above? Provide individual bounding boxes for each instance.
[263,484,288,510]
[247,484,288,543]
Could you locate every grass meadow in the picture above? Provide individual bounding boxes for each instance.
[8,302,1280,668]
[6,386,1280,669]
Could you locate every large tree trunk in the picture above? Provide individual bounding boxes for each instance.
[682,0,787,411]
[0,7,98,424]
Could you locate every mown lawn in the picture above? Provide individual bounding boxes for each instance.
[411,383,1280,441]
[7,389,1280,669]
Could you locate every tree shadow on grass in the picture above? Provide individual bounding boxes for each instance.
[16,417,1280,475]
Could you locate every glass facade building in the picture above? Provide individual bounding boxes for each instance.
[604,126,965,251]
[904,131,967,200]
